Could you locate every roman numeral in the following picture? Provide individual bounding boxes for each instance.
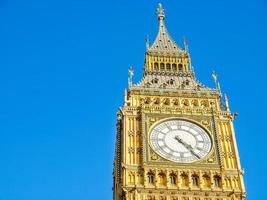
[164,123,172,131]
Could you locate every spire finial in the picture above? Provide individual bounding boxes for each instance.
[128,66,134,87]
[212,70,221,93]
[146,35,150,50]
[157,3,165,20]
[183,36,189,52]
[212,70,218,84]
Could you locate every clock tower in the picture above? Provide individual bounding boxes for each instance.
[113,4,246,200]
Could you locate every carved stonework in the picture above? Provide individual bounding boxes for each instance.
[113,4,246,200]
[151,153,159,161]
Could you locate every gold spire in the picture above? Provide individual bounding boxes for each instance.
[143,4,194,77]
[147,3,181,54]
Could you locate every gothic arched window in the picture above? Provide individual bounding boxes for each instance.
[158,172,167,186]
[214,175,221,187]
[172,63,177,71]
[147,171,155,184]
[178,64,183,71]
[180,172,189,187]
[170,173,177,185]
[203,174,211,187]
[192,175,199,186]
[160,63,165,71]
[166,63,171,71]
[154,62,159,71]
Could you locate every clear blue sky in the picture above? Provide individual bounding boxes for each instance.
[1,0,266,199]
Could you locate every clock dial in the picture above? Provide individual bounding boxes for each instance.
[149,119,212,163]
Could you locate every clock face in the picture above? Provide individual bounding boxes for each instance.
[149,119,212,163]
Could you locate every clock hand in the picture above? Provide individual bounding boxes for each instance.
[189,149,201,159]
[174,136,191,148]
[174,136,201,159]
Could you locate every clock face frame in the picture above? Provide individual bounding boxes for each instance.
[149,119,212,163]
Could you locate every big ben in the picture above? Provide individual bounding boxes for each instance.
[113,4,246,200]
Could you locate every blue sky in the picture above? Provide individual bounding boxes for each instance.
[0,0,266,199]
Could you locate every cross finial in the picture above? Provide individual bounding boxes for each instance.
[157,3,165,20]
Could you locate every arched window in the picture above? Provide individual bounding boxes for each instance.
[166,63,171,71]
[170,173,177,185]
[214,175,221,187]
[203,174,211,187]
[192,175,199,186]
[158,172,167,186]
[154,63,159,71]
[128,172,134,184]
[178,64,183,71]
[160,63,165,71]
[180,172,189,187]
[172,63,177,71]
[147,171,155,184]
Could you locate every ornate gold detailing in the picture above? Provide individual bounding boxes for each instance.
[113,3,245,200]
[151,153,158,161]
